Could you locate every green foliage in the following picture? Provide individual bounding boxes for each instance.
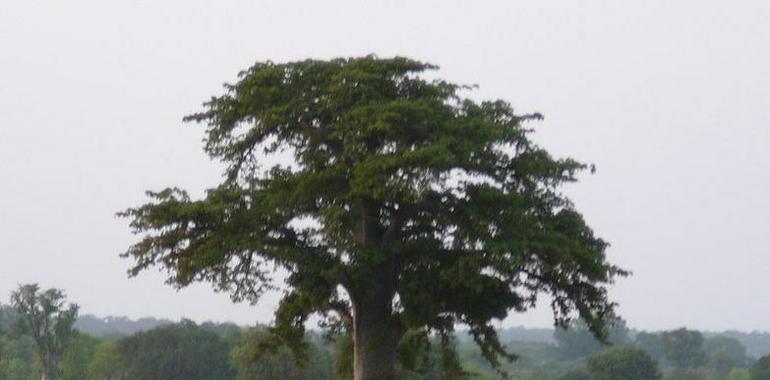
[719,332,770,359]
[86,341,122,380]
[0,304,18,333]
[0,335,41,379]
[229,327,331,380]
[750,355,770,380]
[586,346,661,380]
[332,334,354,379]
[557,367,589,380]
[59,333,100,380]
[437,333,466,380]
[711,350,741,380]
[0,311,763,380]
[10,284,79,380]
[397,329,431,374]
[117,319,234,380]
[727,368,751,380]
[395,331,473,379]
[705,336,749,369]
[510,373,557,380]
[666,367,709,380]
[661,329,707,369]
[635,332,665,362]
[331,330,473,380]
[553,319,629,360]
[120,55,625,376]
[4,357,41,380]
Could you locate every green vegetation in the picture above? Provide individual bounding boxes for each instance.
[586,346,660,380]
[661,328,708,370]
[10,284,79,380]
[230,328,331,380]
[117,320,235,380]
[3,294,770,380]
[728,368,751,380]
[751,355,770,380]
[120,55,625,380]
[1,57,765,380]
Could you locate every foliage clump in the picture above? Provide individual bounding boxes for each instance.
[586,346,661,380]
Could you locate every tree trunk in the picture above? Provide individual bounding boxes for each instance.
[352,292,403,380]
[42,353,58,380]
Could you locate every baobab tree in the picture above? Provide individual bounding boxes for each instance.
[121,56,626,380]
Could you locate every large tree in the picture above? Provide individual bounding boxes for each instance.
[120,56,626,380]
[10,284,79,380]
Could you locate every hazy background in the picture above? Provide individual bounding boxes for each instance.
[1,0,768,331]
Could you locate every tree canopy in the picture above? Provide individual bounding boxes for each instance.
[117,319,234,380]
[661,328,707,369]
[120,55,626,379]
[586,346,661,380]
[10,284,79,380]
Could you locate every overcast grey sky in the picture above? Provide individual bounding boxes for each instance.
[1,0,768,331]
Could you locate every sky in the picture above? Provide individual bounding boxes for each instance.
[0,0,768,332]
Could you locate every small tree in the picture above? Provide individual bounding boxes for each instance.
[120,56,626,380]
[10,284,79,380]
[586,346,661,380]
[661,328,707,369]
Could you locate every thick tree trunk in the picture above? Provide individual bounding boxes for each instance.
[353,319,399,379]
[352,292,403,380]
[350,200,403,380]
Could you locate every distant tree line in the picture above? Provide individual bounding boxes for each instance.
[468,321,769,380]
[74,315,173,339]
[3,285,770,379]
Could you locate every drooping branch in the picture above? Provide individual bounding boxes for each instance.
[119,186,349,302]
